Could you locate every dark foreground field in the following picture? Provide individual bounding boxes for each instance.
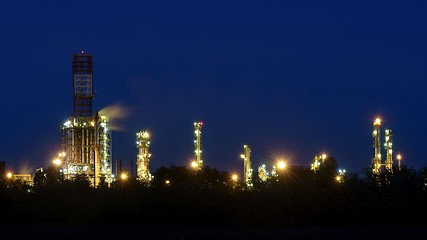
[2,224,426,240]
[2,165,427,239]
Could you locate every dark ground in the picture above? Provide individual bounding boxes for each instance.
[1,224,426,240]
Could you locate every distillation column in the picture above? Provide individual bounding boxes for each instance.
[136,130,152,183]
[258,164,268,182]
[371,118,382,174]
[240,145,253,189]
[193,122,203,170]
[384,129,393,173]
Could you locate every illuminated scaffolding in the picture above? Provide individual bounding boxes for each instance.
[136,130,152,183]
[60,52,112,186]
[240,145,253,189]
[384,129,393,173]
[371,118,382,174]
[193,121,203,170]
[311,153,327,173]
[258,164,269,182]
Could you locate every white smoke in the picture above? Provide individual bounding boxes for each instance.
[98,101,133,131]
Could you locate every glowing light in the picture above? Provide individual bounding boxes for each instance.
[374,118,381,126]
[322,153,327,160]
[120,173,128,180]
[397,154,402,160]
[277,160,286,170]
[231,174,238,182]
[64,120,72,127]
[53,158,62,166]
[240,154,245,159]
[165,180,170,185]
[143,131,149,138]
[6,172,13,179]
[191,161,199,169]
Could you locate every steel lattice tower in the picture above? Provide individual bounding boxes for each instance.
[73,53,93,117]
[60,51,112,186]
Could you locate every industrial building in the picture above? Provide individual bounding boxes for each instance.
[136,130,152,183]
[370,117,394,175]
[258,164,269,182]
[59,52,113,186]
[192,121,204,170]
[240,144,253,189]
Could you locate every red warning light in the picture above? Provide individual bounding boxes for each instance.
[200,122,203,125]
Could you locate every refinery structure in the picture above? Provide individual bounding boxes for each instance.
[17,52,399,188]
[136,130,152,183]
[59,52,112,186]
[371,117,395,175]
[240,145,253,189]
[311,153,327,173]
[192,121,204,170]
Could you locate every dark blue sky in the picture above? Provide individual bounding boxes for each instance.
[1,0,426,176]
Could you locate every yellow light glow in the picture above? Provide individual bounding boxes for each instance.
[397,154,402,160]
[277,160,286,170]
[374,118,381,126]
[120,173,128,180]
[165,180,170,185]
[191,161,198,169]
[143,131,150,139]
[240,154,245,159]
[6,172,13,179]
[53,158,62,166]
[322,153,327,160]
[231,174,238,182]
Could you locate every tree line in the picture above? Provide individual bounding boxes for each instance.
[1,159,427,226]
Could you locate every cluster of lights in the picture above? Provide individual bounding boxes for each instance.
[52,114,411,188]
[336,169,346,183]
[53,152,66,166]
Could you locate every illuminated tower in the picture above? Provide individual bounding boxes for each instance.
[371,118,382,174]
[136,130,152,183]
[311,153,327,173]
[384,129,393,172]
[60,51,112,186]
[258,164,268,182]
[193,121,203,170]
[240,145,253,189]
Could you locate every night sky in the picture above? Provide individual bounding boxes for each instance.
[1,0,426,176]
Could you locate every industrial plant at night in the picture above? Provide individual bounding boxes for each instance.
[0,51,426,240]
[2,1,427,239]
[59,52,113,186]
[1,52,409,187]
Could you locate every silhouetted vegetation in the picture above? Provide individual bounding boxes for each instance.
[1,163,427,227]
